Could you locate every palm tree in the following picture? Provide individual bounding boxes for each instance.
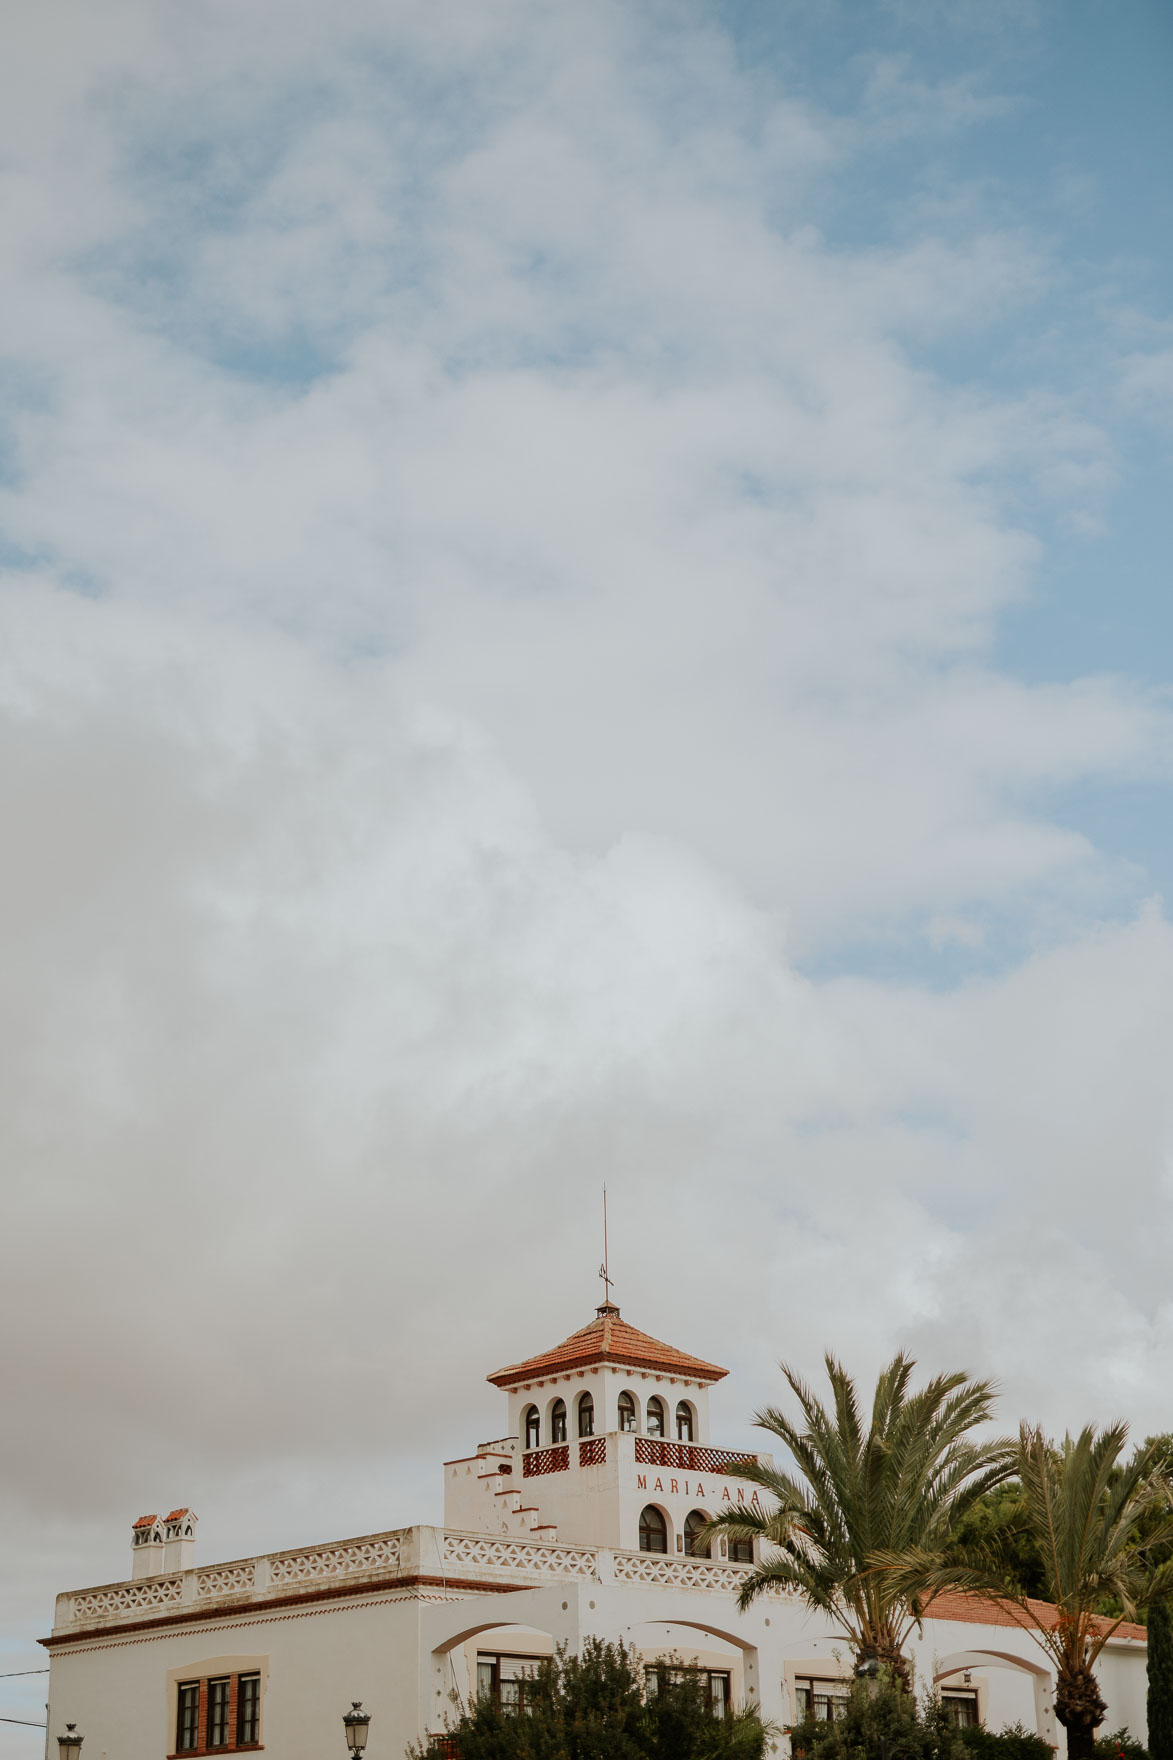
[703,1352,1011,1688]
[877,1423,1173,1760]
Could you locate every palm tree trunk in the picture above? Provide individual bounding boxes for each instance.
[855,1640,913,1694]
[1055,1662,1106,1760]
[878,1642,912,1694]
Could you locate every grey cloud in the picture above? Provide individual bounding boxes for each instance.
[0,3,1171,1744]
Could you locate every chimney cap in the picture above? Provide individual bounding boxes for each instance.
[132,1515,159,1529]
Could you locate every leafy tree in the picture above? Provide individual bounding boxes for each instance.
[789,1671,963,1760]
[644,1666,774,1760]
[411,1638,771,1760]
[1148,1598,1173,1760]
[702,1352,1011,1687]
[944,1482,1048,1601]
[878,1424,1173,1760]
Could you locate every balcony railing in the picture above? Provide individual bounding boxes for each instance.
[522,1443,569,1477]
[633,1438,755,1475]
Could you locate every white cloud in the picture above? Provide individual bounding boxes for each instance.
[0,1,1170,1737]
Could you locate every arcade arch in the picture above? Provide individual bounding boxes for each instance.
[933,1649,1055,1743]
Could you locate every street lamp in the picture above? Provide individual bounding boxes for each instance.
[343,1702,371,1757]
[854,1656,881,1700]
[57,1726,84,1760]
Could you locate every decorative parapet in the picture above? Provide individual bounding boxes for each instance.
[53,1530,411,1635]
[195,1563,257,1598]
[441,1533,598,1579]
[69,1577,184,1621]
[268,1535,402,1584]
[51,1526,774,1639]
[612,1552,757,1593]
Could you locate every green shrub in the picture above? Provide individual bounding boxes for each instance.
[958,1721,1053,1760]
[1093,1729,1150,1760]
[790,1678,1059,1760]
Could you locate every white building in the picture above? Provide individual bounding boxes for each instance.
[43,1304,1148,1758]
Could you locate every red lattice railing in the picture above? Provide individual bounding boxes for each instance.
[633,1437,755,1475]
[522,1444,569,1477]
[579,1436,606,1468]
[427,1738,460,1758]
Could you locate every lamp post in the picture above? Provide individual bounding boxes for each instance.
[343,1702,371,1757]
[854,1656,880,1700]
[57,1726,84,1760]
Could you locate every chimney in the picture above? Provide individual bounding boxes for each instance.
[163,1509,197,1574]
[131,1514,164,1579]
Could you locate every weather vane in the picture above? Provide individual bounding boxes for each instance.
[598,1184,615,1307]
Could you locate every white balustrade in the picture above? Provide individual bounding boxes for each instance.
[59,1527,774,1631]
[268,1535,402,1583]
[441,1534,599,1578]
[71,1578,183,1620]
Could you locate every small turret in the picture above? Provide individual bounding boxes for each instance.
[163,1508,197,1573]
[131,1514,164,1579]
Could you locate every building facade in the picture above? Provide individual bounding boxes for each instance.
[43,1305,1149,1758]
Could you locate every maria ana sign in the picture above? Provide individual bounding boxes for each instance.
[635,1473,763,1506]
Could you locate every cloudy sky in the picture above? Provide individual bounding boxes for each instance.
[2,0,1172,1740]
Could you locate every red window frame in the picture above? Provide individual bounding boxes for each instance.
[169,1671,262,1756]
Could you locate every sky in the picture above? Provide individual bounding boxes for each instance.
[1,0,1172,1743]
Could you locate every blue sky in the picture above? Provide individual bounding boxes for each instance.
[1,1,1172,1745]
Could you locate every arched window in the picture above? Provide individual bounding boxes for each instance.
[551,1399,567,1444]
[524,1406,540,1450]
[578,1393,595,1437]
[646,1396,666,1437]
[618,1391,637,1432]
[676,1401,694,1443]
[639,1505,668,1554]
[684,1510,709,1557]
[730,1537,754,1564]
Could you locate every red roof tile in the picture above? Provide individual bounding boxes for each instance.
[165,1509,193,1522]
[925,1591,1146,1644]
[132,1515,159,1529]
[488,1305,727,1388]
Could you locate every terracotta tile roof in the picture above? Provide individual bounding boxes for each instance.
[487,1305,728,1389]
[925,1590,1146,1644]
[132,1515,159,1529]
[165,1509,192,1522]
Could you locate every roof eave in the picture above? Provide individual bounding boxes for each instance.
[487,1352,727,1389]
